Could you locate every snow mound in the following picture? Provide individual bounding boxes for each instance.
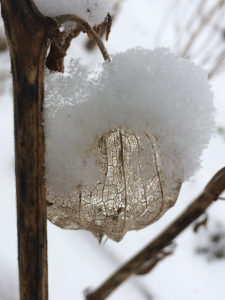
[34,0,115,26]
[44,47,215,241]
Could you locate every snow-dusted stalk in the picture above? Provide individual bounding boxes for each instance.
[1,1,57,299]
[86,167,225,300]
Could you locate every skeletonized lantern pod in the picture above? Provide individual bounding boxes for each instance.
[44,48,215,242]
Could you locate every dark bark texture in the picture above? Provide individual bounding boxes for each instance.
[1,1,56,299]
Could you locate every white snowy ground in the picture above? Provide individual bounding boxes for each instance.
[1,0,225,299]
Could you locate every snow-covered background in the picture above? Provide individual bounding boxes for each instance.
[1,0,225,299]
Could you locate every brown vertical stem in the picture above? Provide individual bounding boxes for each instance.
[86,167,225,300]
[1,1,56,299]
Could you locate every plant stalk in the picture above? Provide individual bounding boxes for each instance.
[1,1,56,299]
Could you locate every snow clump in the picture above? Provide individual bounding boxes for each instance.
[44,47,215,241]
[34,0,115,27]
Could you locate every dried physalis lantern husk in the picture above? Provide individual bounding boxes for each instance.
[47,129,181,242]
[45,48,214,242]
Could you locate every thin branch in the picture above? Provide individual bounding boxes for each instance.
[55,14,111,62]
[86,167,225,300]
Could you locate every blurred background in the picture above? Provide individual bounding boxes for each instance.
[1,0,225,299]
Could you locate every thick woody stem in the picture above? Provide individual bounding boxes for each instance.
[1,1,57,299]
[86,167,225,300]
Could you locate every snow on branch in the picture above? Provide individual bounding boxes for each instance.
[44,47,215,242]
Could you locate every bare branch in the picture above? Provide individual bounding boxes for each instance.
[86,167,225,300]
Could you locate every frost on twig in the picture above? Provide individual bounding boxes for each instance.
[44,48,215,242]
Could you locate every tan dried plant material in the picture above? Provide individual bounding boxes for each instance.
[47,129,181,242]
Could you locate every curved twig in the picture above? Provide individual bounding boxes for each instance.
[55,14,111,62]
